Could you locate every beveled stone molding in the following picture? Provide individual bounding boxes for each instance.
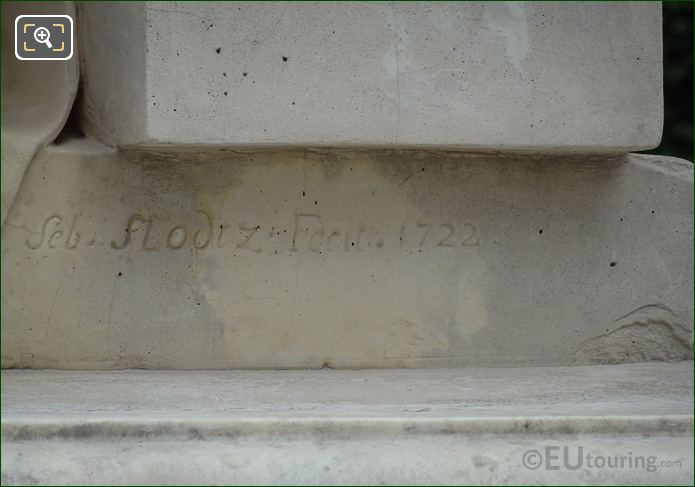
[1,363,693,485]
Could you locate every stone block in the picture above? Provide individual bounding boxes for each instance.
[1,142,691,369]
[78,1,663,151]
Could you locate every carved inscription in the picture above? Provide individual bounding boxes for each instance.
[26,210,479,254]
[111,213,158,250]
[26,214,80,250]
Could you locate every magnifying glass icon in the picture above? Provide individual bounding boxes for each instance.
[33,27,53,49]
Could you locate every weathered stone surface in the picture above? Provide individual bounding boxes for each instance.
[0,1,78,225]
[1,141,691,369]
[574,305,693,365]
[2,363,693,485]
[78,1,663,151]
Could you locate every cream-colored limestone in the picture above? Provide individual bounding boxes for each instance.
[1,141,691,369]
[2,363,693,485]
[1,2,690,484]
[78,2,663,151]
[0,2,78,225]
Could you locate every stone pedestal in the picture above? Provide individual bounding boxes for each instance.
[1,144,692,369]
[1,1,692,485]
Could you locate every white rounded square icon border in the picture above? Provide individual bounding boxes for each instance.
[15,14,74,61]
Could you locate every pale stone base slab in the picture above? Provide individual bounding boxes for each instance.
[2,363,692,485]
[2,141,692,369]
[3,434,692,486]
